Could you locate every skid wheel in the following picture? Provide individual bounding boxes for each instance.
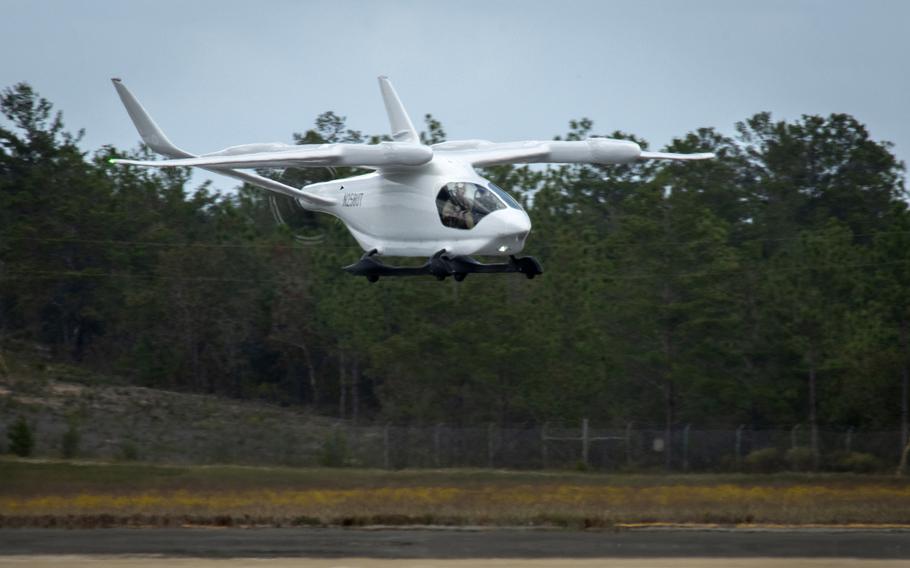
[435,275,447,281]
[367,274,379,283]
[525,273,535,279]
[454,273,467,282]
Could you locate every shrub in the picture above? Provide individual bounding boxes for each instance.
[61,423,80,459]
[826,451,881,473]
[7,416,34,457]
[786,447,817,471]
[574,460,590,472]
[117,442,139,462]
[743,447,784,473]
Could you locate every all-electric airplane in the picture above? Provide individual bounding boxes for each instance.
[111,77,713,281]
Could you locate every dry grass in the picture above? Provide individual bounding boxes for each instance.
[3,458,910,528]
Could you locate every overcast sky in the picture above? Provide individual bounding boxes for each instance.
[2,0,908,192]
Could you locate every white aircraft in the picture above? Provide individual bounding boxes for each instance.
[111,77,713,281]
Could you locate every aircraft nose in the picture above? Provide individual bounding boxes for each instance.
[505,210,531,236]
[496,209,531,246]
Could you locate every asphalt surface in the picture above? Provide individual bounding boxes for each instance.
[1,528,910,559]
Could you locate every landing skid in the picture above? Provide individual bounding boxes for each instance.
[344,250,543,282]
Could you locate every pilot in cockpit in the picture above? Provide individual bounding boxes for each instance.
[442,182,475,229]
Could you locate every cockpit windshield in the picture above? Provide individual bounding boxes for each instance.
[436,182,506,230]
[487,182,524,210]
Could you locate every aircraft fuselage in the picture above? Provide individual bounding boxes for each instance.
[303,155,531,257]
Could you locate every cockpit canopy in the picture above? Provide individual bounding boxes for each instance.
[436,181,522,230]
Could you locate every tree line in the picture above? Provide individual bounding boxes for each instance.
[1,83,908,456]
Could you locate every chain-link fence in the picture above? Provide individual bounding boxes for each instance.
[3,405,906,471]
[314,421,905,472]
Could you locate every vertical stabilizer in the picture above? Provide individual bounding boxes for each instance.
[110,78,335,208]
[111,78,193,159]
[378,76,419,144]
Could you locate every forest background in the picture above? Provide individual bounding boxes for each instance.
[1,81,908,462]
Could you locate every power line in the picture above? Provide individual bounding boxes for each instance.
[2,257,908,285]
[0,236,359,250]
[3,225,910,252]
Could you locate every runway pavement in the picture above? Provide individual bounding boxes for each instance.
[1,527,910,559]
[1,558,909,568]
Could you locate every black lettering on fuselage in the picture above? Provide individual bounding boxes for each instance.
[342,192,364,207]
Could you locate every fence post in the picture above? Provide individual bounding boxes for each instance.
[845,427,854,453]
[383,423,390,470]
[434,423,442,467]
[541,422,548,469]
[791,424,801,449]
[625,422,633,467]
[349,423,357,466]
[682,423,691,472]
[487,423,495,468]
[735,424,745,468]
[582,418,590,467]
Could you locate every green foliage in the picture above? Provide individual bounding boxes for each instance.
[7,416,34,457]
[743,448,785,473]
[420,114,446,145]
[1,82,909,437]
[786,447,816,472]
[319,428,350,467]
[117,441,139,462]
[61,421,80,459]
[825,451,882,473]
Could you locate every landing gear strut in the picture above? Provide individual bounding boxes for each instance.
[343,250,543,282]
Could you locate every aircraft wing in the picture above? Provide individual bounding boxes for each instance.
[444,139,714,167]
[447,142,552,167]
[112,142,433,170]
[639,151,716,161]
[114,78,427,208]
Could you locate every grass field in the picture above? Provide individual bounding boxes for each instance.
[3,458,910,528]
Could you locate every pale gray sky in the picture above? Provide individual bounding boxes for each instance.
[2,0,908,191]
